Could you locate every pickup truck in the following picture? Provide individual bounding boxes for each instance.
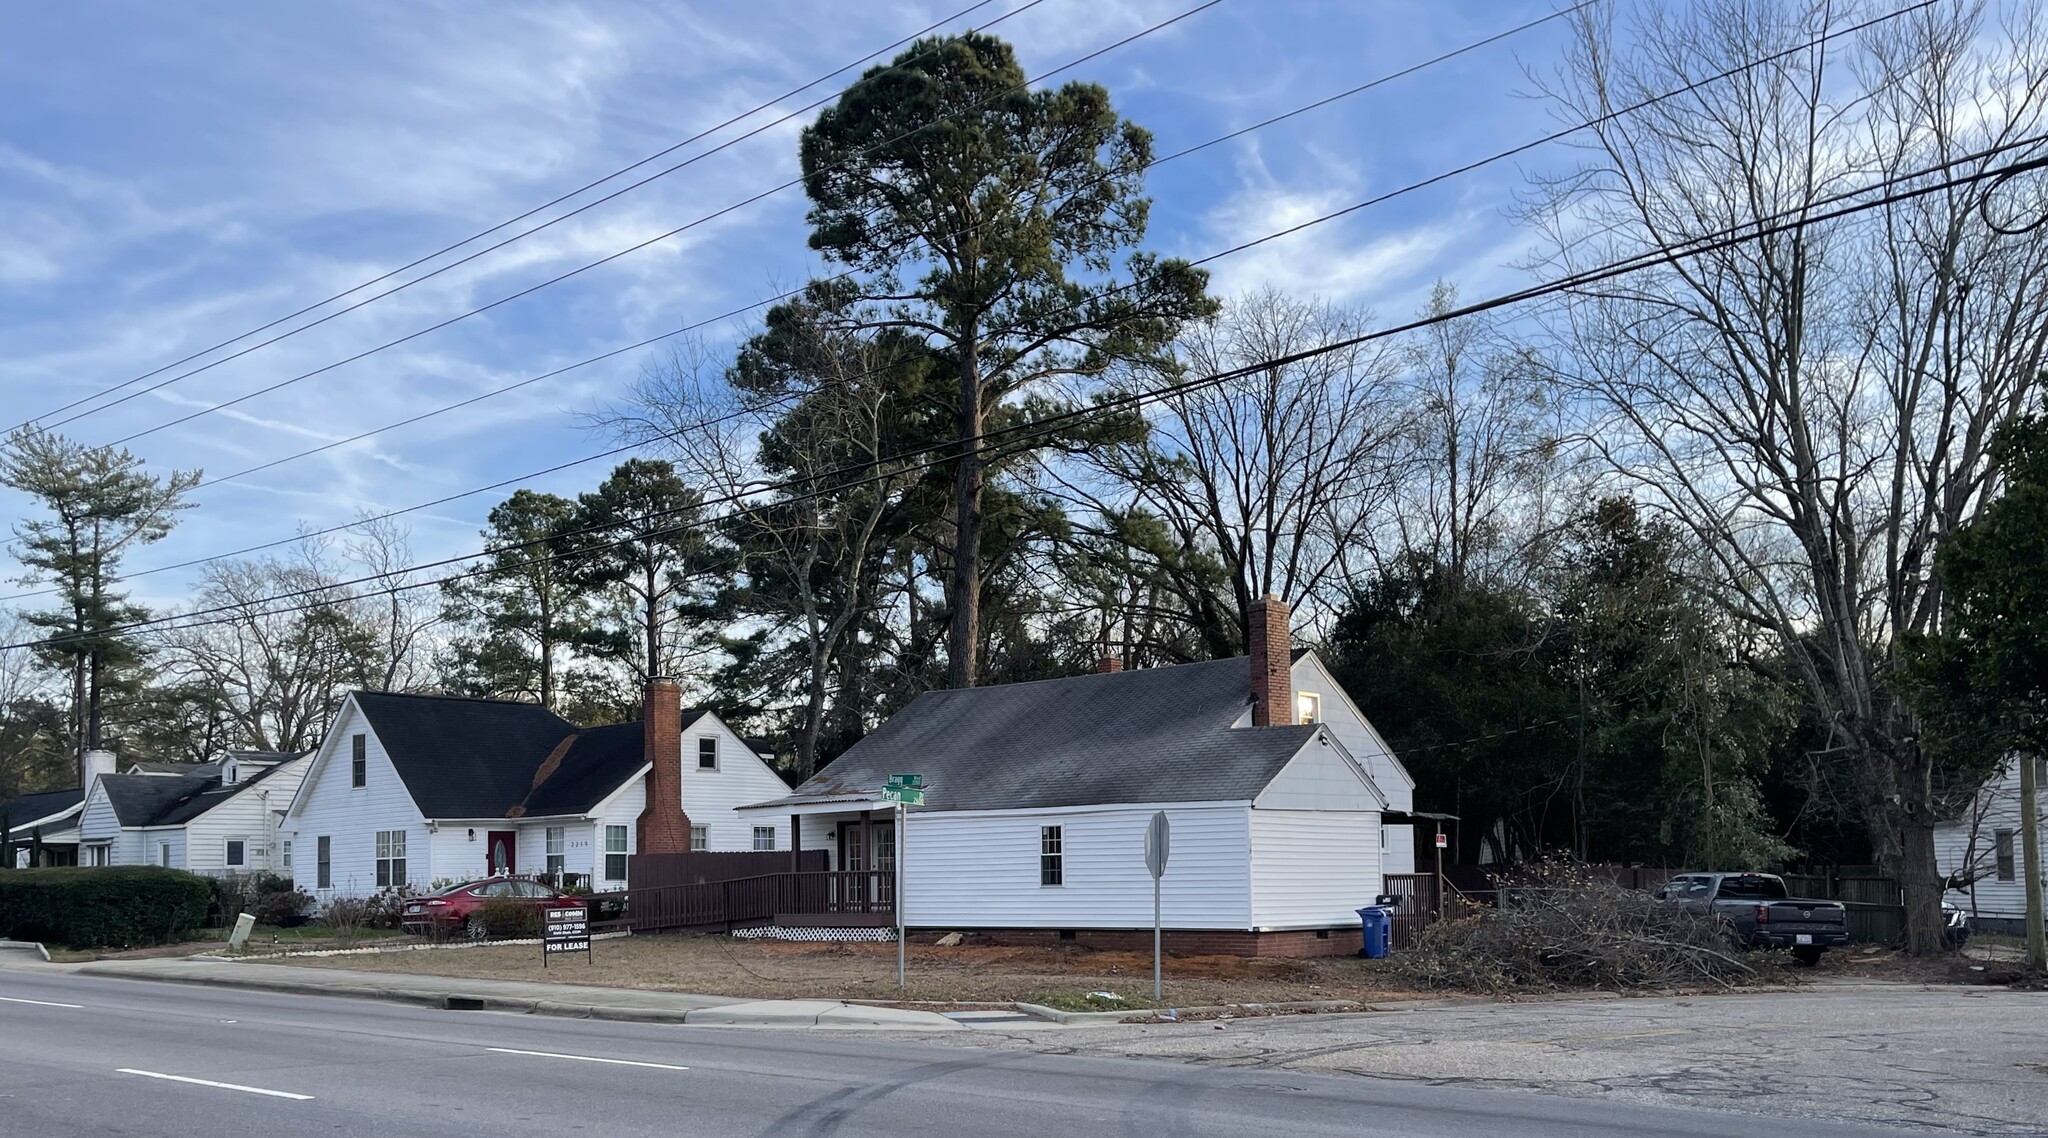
[1655,872,1848,964]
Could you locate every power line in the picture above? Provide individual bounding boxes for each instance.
[0,0,1960,606]
[55,0,1225,447]
[12,142,2036,652]
[7,0,1021,435]
[0,1,1593,604]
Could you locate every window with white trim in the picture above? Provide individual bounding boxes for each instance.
[545,826,566,877]
[697,736,718,770]
[752,825,776,852]
[604,825,629,882]
[1297,692,1322,725]
[1040,826,1063,887]
[225,838,247,869]
[1996,829,2016,881]
[374,829,406,889]
[351,733,367,788]
[282,839,292,871]
[158,842,171,868]
[316,836,330,888]
[689,824,708,852]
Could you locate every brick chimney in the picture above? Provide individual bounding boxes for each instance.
[636,677,692,854]
[1095,654,1123,674]
[1248,595,1292,727]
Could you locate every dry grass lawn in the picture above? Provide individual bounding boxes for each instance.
[255,934,1418,1008]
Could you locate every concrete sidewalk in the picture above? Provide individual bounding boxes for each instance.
[6,951,985,1030]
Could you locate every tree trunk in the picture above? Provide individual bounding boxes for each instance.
[538,587,555,711]
[946,336,983,689]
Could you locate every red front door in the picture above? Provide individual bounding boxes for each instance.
[487,831,516,875]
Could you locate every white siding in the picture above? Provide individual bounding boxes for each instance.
[428,827,477,886]
[903,803,1253,930]
[1936,757,2046,922]
[680,716,791,852]
[76,783,163,866]
[184,758,308,877]
[1254,736,1384,811]
[1293,653,1415,875]
[281,699,432,900]
[593,779,644,888]
[1248,808,1384,929]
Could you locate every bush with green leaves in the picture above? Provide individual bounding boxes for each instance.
[0,867,213,948]
[478,896,539,938]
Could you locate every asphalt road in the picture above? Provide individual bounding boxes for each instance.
[0,970,1960,1138]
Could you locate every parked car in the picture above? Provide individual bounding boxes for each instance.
[1655,872,1848,964]
[400,877,581,937]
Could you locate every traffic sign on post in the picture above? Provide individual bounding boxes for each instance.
[1144,811,1170,1002]
[880,784,924,806]
[885,774,923,990]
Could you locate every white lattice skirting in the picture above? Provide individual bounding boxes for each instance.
[731,925,896,943]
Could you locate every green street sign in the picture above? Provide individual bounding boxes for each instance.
[887,773,924,789]
[881,785,925,806]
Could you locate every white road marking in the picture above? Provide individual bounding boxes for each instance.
[486,1047,690,1071]
[114,1069,314,1100]
[0,995,82,1009]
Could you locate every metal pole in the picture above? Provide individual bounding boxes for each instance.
[1434,827,1445,921]
[1153,872,1162,1002]
[2020,753,2044,976]
[896,800,906,990]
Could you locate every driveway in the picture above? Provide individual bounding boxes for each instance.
[937,983,2048,1135]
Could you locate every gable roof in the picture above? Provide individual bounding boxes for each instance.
[127,761,221,778]
[345,691,679,820]
[1,788,85,834]
[755,657,1325,813]
[93,758,304,830]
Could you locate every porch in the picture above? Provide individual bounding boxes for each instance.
[625,870,896,934]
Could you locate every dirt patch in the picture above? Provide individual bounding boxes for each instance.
[1810,944,2032,986]
[252,934,1420,1007]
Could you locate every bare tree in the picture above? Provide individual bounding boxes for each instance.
[1526,0,2048,950]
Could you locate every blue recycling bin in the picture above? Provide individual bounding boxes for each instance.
[1357,906,1391,959]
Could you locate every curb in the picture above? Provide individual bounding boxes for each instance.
[0,940,51,962]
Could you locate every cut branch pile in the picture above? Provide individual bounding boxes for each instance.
[1389,860,1784,993]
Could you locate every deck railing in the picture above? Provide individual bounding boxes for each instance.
[623,870,896,934]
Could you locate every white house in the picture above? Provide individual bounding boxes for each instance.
[75,751,308,875]
[1937,755,2047,936]
[741,597,1417,955]
[281,682,793,901]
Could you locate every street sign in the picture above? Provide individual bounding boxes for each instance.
[542,904,591,967]
[887,773,924,789]
[1145,812,1170,880]
[881,784,925,806]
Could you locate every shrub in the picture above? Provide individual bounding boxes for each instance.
[478,896,539,938]
[362,887,415,930]
[1388,858,1780,993]
[321,896,373,938]
[251,888,313,928]
[0,867,214,948]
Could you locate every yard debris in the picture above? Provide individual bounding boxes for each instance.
[935,932,965,947]
[1388,858,1782,993]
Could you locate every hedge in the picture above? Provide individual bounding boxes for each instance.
[0,867,214,948]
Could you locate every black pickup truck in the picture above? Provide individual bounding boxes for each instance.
[1655,872,1848,964]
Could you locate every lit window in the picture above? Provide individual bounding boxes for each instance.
[698,737,718,770]
[350,734,367,788]
[604,825,629,881]
[1040,826,1063,887]
[225,839,246,868]
[545,826,566,877]
[375,829,407,889]
[690,825,708,852]
[752,826,776,852]
[1297,692,1322,725]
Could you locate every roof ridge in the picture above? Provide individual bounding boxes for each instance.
[913,656,1250,699]
[351,688,557,709]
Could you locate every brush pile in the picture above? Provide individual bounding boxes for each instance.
[1390,859,1784,993]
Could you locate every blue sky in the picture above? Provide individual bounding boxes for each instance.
[0,0,1580,615]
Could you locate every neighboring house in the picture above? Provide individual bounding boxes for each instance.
[126,761,223,779]
[3,787,86,867]
[76,752,309,875]
[741,597,1417,955]
[281,683,793,901]
[1937,755,2048,936]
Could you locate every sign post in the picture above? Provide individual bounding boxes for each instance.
[542,904,590,968]
[1144,811,1170,1002]
[883,774,925,990]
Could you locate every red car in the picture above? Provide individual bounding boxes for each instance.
[400,877,580,937]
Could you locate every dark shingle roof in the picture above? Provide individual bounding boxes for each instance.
[1,788,85,833]
[761,657,1320,812]
[128,761,221,778]
[98,772,216,827]
[349,691,661,819]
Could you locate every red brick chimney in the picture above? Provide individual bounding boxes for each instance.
[1095,654,1123,674]
[636,677,692,854]
[1248,594,1293,727]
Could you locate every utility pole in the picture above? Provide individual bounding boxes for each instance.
[2021,753,2044,977]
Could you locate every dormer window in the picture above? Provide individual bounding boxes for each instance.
[1297,692,1322,725]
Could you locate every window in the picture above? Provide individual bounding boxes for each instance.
[604,825,629,882]
[375,829,407,889]
[350,734,367,788]
[316,836,331,888]
[1995,829,2016,881]
[1380,825,1388,849]
[87,844,109,867]
[1040,825,1063,887]
[282,840,292,871]
[545,826,566,877]
[752,825,777,852]
[225,839,246,869]
[1297,692,1322,725]
[159,842,171,868]
[689,824,708,852]
[698,736,719,770]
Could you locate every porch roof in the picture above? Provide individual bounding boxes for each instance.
[739,792,885,816]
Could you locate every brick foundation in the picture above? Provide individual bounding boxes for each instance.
[930,926,1364,958]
